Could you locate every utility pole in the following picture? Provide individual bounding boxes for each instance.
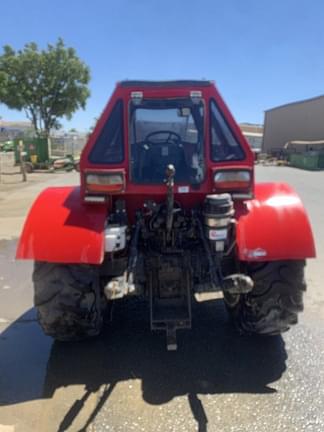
[18,140,27,182]
[47,137,52,159]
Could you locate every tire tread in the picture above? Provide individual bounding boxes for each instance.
[224,260,306,335]
[33,262,104,341]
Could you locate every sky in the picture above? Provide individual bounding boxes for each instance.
[1,0,324,131]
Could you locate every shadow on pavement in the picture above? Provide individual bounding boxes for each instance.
[0,298,287,431]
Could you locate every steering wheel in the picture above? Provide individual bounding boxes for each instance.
[145,130,181,145]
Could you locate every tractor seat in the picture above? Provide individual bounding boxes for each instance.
[140,143,189,183]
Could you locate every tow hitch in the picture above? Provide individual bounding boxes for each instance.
[149,165,192,351]
[149,262,192,351]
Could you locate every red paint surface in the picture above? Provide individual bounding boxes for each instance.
[80,82,255,198]
[16,187,107,264]
[16,82,316,264]
[236,183,316,261]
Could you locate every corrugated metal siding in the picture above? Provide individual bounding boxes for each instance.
[263,96,324,153]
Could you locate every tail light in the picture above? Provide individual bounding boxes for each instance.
[213,169,251,191]
[85,171,125,193]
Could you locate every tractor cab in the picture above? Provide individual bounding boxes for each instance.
[80,81,254,203]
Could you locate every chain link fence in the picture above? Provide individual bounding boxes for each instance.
[50,136,87,157]
[0,134,88,183]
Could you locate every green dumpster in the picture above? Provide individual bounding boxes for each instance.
[318,153,324,169]
[289,153,320,170]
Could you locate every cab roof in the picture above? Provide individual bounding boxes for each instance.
[119,80,213,88]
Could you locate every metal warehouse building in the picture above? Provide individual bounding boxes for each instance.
[263,95,324,154]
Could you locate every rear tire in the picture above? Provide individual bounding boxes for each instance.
[223,260,306,335]
[33,262,104,341]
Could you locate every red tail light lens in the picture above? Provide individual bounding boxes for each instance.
[86,172,124,193]
[214,170,251,191]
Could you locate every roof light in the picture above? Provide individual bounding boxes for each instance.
[190,90,202,104]
[131,91,143,105]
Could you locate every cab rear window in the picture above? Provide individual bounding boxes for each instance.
[210,99,245,162]
[89,100,124,164]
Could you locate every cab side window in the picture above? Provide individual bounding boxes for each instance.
[89,100,124,164]
[210,99,245,162]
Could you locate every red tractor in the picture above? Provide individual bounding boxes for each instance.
[16,81,315,350]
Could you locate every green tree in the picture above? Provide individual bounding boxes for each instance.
[0,38,90,137]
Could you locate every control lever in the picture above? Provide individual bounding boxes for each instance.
[165,164,175,242]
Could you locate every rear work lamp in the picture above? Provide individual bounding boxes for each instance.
[85,172,125,193]
[214,170,251,191]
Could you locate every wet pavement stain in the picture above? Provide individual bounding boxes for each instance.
[0,314,52,406]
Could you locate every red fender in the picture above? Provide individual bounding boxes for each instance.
[16,187,107,264]
[237,183,316,261]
